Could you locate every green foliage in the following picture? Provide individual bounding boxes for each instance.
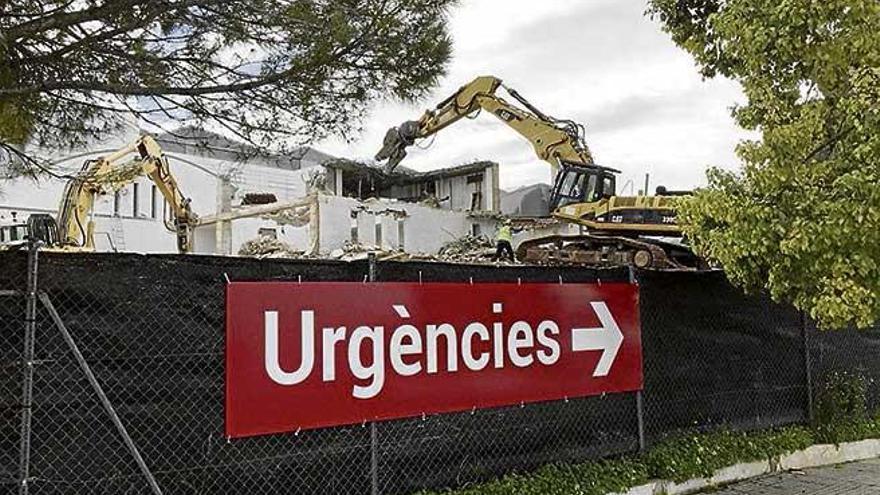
[414,458,649,495]
[0,0,455,156]
[415,425,843,495]
[643,427,813,482]
[648,0,880,329]
[417,368,880,495]
[812,371,880,444]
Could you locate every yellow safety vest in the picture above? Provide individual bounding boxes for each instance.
[497,225,513,243]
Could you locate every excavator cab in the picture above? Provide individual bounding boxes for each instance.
[549,162,618,211]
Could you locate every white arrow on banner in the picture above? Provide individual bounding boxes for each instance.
[571,301,624,377]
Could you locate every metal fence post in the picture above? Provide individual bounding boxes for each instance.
[801,311,814,423]
[17,240,39,495]
[367,252,379,495]
[628,266,647,452]
[39,293,163,495]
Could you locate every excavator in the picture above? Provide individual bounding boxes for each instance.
[2,136,198,253]
[376,75,695,269]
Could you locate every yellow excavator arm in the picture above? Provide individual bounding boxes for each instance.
[376,75,594,175]
[375,75,699,269]
[58,135,198,252]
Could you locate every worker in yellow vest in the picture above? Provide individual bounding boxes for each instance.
[493,219,515,262]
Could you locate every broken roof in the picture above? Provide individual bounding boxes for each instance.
[324,159,496,185]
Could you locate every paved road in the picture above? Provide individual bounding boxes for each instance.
[709,458,880,494]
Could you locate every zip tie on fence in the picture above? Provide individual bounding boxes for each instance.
[363,274,368,284]
[295,428,301,436]
[421,412,426,421]
[517,277,521,285]
[362,420,367,427]
[298,275,302,284]
[223,272,231,284]
[469,277,473,285]
[558,275,563,285]
[418,271,423,284]
[471,406,476,415]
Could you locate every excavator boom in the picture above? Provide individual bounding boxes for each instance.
[376,76,593,175]
[57,135,197,252]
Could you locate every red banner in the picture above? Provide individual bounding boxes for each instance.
[225,282,641,438]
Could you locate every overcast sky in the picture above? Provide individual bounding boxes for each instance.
[318,0,753,193]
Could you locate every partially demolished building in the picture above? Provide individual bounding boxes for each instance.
[0,127,504,257]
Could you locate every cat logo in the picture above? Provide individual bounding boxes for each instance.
[494,108,520,122]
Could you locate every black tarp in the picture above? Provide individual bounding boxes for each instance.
[0,251,877,495]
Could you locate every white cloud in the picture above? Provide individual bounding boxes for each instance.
[318,0,753,192]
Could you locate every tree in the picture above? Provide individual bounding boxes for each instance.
[648,0,880,328]
[0,0,454,167]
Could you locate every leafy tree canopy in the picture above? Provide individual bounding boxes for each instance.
[0,0,454,163]
[649,0,880,328]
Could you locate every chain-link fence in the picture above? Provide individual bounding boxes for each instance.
[1,247,878,495]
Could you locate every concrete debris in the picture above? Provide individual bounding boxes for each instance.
[260,204,312,227]
[510,216,563,230]
[238,236,303,258]
[303,168,331,194]
[239,234,517,265]
[241,192,277,205]
[436,234,499,263]
[418,195,442,208]
[351,204,407,220]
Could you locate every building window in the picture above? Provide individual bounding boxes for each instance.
[132,183,140,218]
[375,217,383,247]
[150,185,158,219]
[113,190,121,217]
[258,227,277,239]
[467,174,484,210]
[472,223,481,237]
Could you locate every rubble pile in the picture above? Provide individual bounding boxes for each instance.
[436,234,497,263]
[238,236,303,259]
[261,204,312,227]
[327,241,425,262]
[239,235,519,265]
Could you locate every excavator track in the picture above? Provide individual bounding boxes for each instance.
[515,233,688,269]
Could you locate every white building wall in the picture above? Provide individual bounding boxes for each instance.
[0,141,323,254]
[316,195,496,255]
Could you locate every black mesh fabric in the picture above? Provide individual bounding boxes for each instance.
[0,250,875,495]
